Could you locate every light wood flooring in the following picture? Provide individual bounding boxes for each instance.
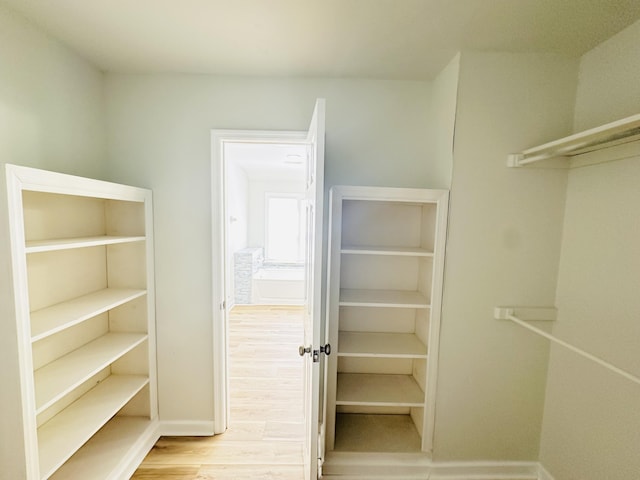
[131,305,305,479]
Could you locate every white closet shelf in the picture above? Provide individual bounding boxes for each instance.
[38,375,149,480]
[49,416,156,480]
[336,373,424,407]
[341,245,434,257]
[25,235,146,253]
[34,333,148,414]
[338,332,427,358]
[339,289,430,308]
[31,288,147,342]
[508,112,640,167]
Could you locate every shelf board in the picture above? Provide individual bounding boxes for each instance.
[341,245,434,257]
[508,112,640,166]
[49,416,157,480]
[336,373,424,407]
[34,333,148,414]
[334,413,422,453]
[338,332,427,358]
[26,235,145,254]
[339,289,429,308]
[38,375,149,480]
[31,288,147,342]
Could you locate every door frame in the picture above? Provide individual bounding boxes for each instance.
[211,129,310,434]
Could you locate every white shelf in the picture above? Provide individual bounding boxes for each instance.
[339,289,429,308]
[34,333,148,414]
[508,112,640,167]
[49,417,156,480]
[26,236,146,254]
[338,332,427,358]
[38,375,149,480]
[30,288,147,342]
[334,414,422,453]
[341,245,434,257]
[336,373,424,407]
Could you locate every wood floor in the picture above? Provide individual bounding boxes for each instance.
[131,305,305,479]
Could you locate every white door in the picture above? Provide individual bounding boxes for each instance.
[301,98,326,480]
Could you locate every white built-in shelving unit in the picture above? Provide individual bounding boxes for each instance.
[2,164,159,480]
[323,186,448,473]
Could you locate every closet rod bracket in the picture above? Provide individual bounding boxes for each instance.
[494,306,557,321]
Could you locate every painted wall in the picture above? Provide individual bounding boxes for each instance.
[0,4,106,477]
[572,19,640,131]
[429,53,460,189]
[225,160,249,305]
[0,5,105,178]
[103,75,437,424]
[434,52,578,461]
[538,19,640,479]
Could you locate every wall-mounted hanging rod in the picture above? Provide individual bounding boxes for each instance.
[495,307,640,387]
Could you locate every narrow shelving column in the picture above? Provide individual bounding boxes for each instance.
[324,185,448,462]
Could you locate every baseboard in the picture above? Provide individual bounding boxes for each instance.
[322,454,539,479]
[159,420,215,436]
[430,461,539,479]
[538,464,555,480]
[116,420,160,479]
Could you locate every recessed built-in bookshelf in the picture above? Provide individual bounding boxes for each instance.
[3,164,159,480]
[324,185,449,470]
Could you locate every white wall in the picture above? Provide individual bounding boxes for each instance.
[103,75,437,425]
[429,54,460,189]
[434,52,578,461]
[538,19,640,479]
[572,19,640,131]
[225,160,249,304]
[0,4,106,477]
[0,5,105,178]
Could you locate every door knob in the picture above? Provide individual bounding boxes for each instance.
[299,345,311,357]
[299,344,331,362]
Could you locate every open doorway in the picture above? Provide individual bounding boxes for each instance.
[212,100,326,480]
[213,134,311,476]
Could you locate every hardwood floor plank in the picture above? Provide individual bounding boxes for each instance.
[132,306,305,479]
[131,465,199,479]
[195,464,304,480]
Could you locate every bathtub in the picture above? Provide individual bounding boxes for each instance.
[251,267,305,305]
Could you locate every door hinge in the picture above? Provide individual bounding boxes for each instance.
[220,300,226,310]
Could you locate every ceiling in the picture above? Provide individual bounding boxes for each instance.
[3,0,640,80]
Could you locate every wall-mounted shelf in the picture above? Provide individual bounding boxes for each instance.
[507,113,640,167]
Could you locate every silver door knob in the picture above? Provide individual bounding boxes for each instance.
[299,345,312,357]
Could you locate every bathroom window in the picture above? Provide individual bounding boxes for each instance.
[265,193,306,264]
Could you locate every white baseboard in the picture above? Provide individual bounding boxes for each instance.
[159,420,215,436]
[538,464,555,480]
[322,455,540,479]
[118,421,161,478]
[430,461,540,479]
